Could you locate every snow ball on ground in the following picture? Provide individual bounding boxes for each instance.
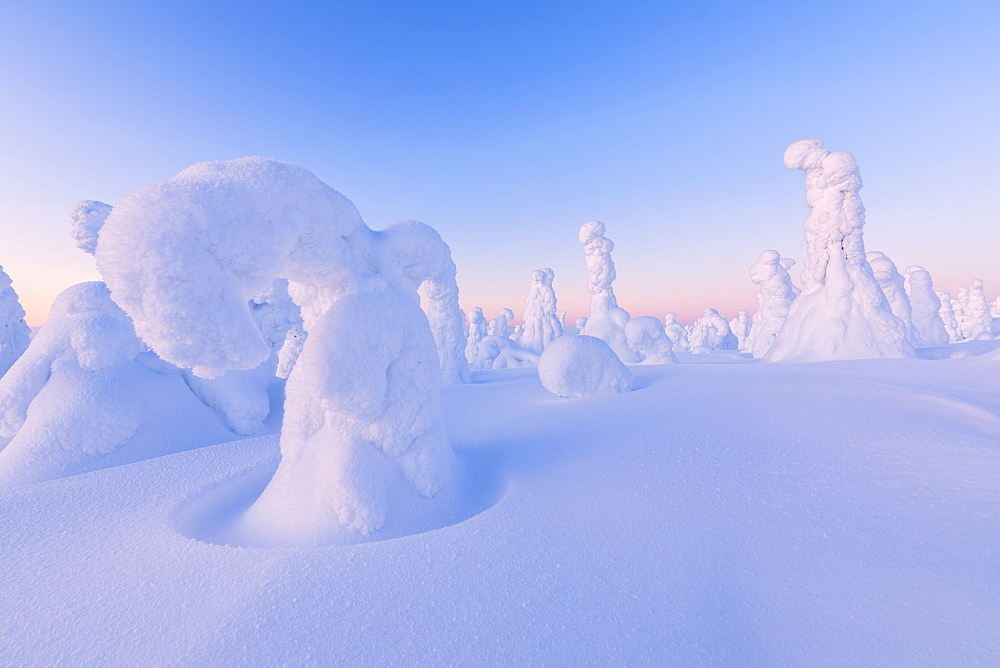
[537,335,632,398]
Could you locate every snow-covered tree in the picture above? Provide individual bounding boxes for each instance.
[867,251,918,345]
[576,317,587,334]
[624,316,676,364]
[663,313,689,352]
[519,268,562,355]
[765,140,913,362]
[729,310,751,352]
[466,307,488,365]
[0,266,30,377]
[991,295,1000,320]
[488,308,514,339]
[69,200,113,256]
[96,157,461,542]
[903,267,948,347]
[578,221,640,363]
[689,309,738,353]
[963,279,992,340]
[937,291,961,343]
[0,282,234,487]
[953,287,970,339]
[745,250,798,359]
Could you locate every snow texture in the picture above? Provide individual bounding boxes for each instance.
[746,251,798,358]
[765,140,913,362]
[0,265,30,377]
[904,267,949,347]
[519,268,563,355]
[578,221,639,363]
[95,157,457,542]
[0,282,233,486]
[624,316,677,364]
[867,251,918,345]
[663,313,690,352]
[69,200,113,256]
[537,335,632,398]
[689,308,738,353]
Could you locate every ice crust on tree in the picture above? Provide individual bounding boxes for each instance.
[625,316,677,364]
[578,221,640,363]
[729,310,751,352]
[487,308,514,339]
[468,307,537,370]
[0,265,30,377]
[69,200,113,256]
[867,251,918,345]
[95,157,461,542]
[689,309,738,353]
[663,313,689,352]
[537,335,632,398]
[519,268,563,355]
[0,282,233,487]
[903,267,949,347]
[764,140,913,362]
[746,251,798,358]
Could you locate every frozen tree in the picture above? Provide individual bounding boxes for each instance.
[578,221,640,363]
[937,291,961,343]
[576,317,587,334]
[488,308,514,339]
[991,296,1000,320]
[745,250,798,359]
[537,335,632,398]
[689,308,738,353]
[663,313,689,352]
[625,316,676,364]
[963,279,992,339]
[519,268,563,355]
[0,282,233,486]
[475,335,538,369]
[867,251,918,345]
[558,310,567,330]
[765,140,912,362]
[69,200,113,256]
[96,157,462,542]
[903,267,948,347]
[729,310,751,352]
[466,307,488,366]
[181,278,301,435]
[0,266,30,377]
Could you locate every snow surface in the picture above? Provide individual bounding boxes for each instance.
[3,348,1000,663]
[765,140,913,362]
[537,334,632,397]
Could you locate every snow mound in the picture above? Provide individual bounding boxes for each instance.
[625,316,677,364]
[0,282,234,487]
[537,335,632,398]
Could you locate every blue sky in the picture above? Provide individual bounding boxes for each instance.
[1,0,997,325]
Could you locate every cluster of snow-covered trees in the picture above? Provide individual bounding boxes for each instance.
[0,142,995,543]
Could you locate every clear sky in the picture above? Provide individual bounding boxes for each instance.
[1,0,997,326]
